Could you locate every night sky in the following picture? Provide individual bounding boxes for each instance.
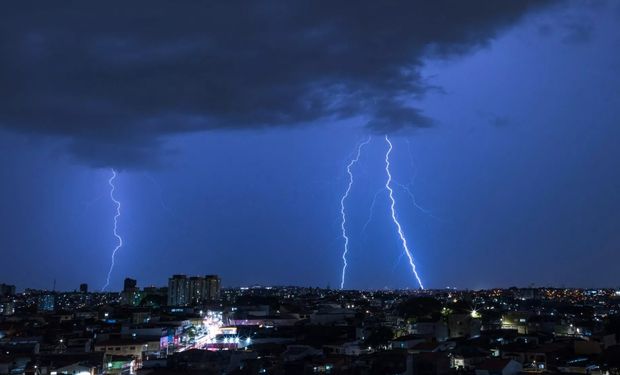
[1,1,619,291]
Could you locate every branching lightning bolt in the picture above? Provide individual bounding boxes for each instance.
[393,181,432,214]
[102,169,123,291]
[384,135,424,289]
[394,181,445,222]
[361,188,386,237]
[339,136,372,290]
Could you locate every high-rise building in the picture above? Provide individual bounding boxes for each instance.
[120,290,143,306]
[79,283,88,293]
[168,275,189,306]
[189,276,207,305]
[167,274,221,306]
[124,278,137,292]
[120,278,142,306]
[0,284,16,297]
[205,275,221,300]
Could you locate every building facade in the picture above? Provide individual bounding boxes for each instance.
[168,275,190,306]
[167,274,220,306]
[0,284,15,297]
[38,293,55,312]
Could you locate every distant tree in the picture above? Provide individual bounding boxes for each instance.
[397,297,442,320]
[363,326,394,348]
[446,300,471,314]
[140,294,165,308]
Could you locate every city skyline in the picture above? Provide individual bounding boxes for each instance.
[2,3,620,374]
[1,2,620,291]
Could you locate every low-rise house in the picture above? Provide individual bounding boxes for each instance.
[94,337,160,358]
[448,313,481,338]
[450,346,490,370]
[323,340,365,356]
[412,319,449,341]
[389,334,426,350]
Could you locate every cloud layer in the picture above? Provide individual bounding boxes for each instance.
[0,1,553,167]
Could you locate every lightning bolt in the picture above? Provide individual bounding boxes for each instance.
[361,188,386,236]
[384,135,424,289]
[102,169,123,291]
[393,181,432,215]
[340,136,372,290]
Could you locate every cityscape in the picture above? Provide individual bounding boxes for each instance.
[2,1,620,375]
[1,281,620,374]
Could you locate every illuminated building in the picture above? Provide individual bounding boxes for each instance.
[189,276,207,305]
[94,337,160,357]
[205,275,221,301]
[0,300,15,316]
[38,293,56,312]
[120,278,142,306]
[501,312,531,334]
[448,313,481,338]
[168,274,190,306]
[168,274,221,306]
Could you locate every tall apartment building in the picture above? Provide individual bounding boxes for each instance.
[120,278,142,306]
[167,274,220,306]
[0,284,16,297]
[205,275,221,300]
[168,275,190,306]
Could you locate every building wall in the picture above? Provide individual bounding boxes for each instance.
[168,275,189,306]
[168,274,220,306]
[95,340,160,357]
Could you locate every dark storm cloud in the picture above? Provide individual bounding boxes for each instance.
[0,1,554,167]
